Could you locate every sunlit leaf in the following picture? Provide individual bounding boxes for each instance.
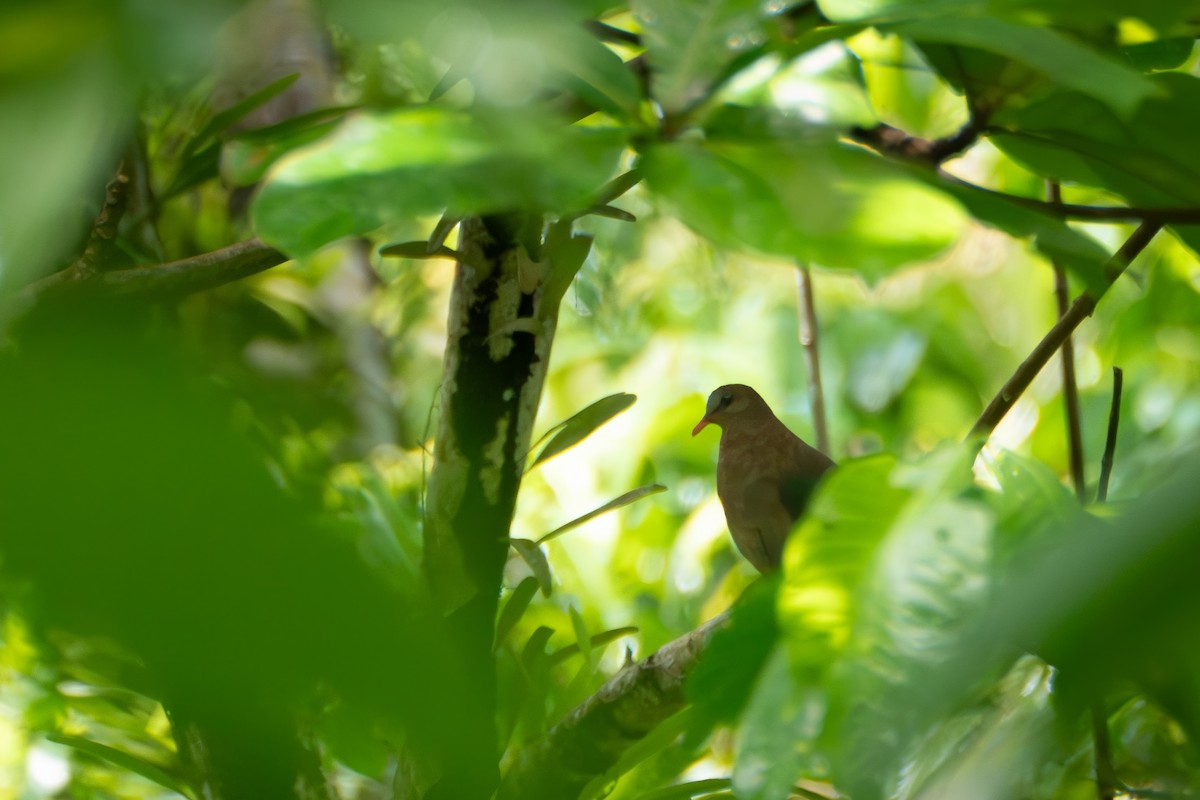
[253,107,625,256]
[530,393,637,469]
[185,72,300,159]
[538,484,667,545]
[48,734,186,795]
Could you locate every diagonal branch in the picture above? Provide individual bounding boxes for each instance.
[969,222,1160,440]
[19,239,287,306]
[497,612,729,800]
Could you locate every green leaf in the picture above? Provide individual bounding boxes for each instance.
[185,72,300,158]
[547,29,643,118]
[529,392,637,469]
[48,734,186,795]
[548,625,639,665]
[569,604,594,671]
[428,213,462,252]
[253,107,626,256]
[510,538,553,597]
[686,577,778,747]
[537,484,667,545]
[643,138,966,279]
[732,647,819,800]
[634,0,766,113]
[631,777,732,800]
[1123,38,1195,73]
[495,576,541,649]
[378,241,465,262]
[892,18,1158,116]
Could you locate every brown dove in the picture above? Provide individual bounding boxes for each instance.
[692,384,835,573]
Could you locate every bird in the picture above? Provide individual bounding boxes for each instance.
[692,384,835,573]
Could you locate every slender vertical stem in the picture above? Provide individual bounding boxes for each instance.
[1090,365,1125,800]
[1047,182,1088,500]
[1097,367,1124,503]
[796,265,830,454]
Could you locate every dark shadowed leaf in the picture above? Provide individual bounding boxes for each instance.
[495,576,541,650]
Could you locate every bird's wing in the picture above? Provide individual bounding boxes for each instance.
[778,472,826,520]
[739,477,796,569]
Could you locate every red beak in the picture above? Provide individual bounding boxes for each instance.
[691,416,711,437]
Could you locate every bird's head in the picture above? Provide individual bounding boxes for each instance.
[691,384,767,436]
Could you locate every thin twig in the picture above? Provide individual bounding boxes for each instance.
[1097,367,1124,503]
[937,173,1200,225]
[1048,182,1087,501]
[969,223,1159,441]
[796,265,830,454]
[850,119,984,165]
[74,162,132,279]
[1091,367,1124,799]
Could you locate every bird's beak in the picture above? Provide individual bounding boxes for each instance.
[691,416,711,437]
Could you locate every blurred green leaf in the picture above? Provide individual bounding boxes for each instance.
[530,392,637,469]
[253,107,626,256]
[548,626,639,666]
[633,0,765,113]
[569,605,595,671]
[644,138,966,278]
[538,484,667,545]
[893,18,1157,116]
[378,241,465,262]
[1123,38,1195,72]
[48,734,186,795]
[495,576,541,650]
[184,72,300,159]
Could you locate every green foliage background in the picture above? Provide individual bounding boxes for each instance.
[1,0,1200,798]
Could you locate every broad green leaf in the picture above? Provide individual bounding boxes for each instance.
[530,392,637,469]
[643,138,966,279]
[48,734,186,795]
[1123,38,1195,72]
[685,578,778,747]
[510,538,553,597]
[253,107,625,256]
[820,0,1200,30]
[537,484,667,545]
[633,0,766,114]
[892,18,1157,116]
[988,73,1200,255]
[778,448,995,798]
[495,576,540,649]
[549,625,638,665]
[546,29,643,118]
[732,646,823,800]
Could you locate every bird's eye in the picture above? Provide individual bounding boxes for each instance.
[719,393,733,409]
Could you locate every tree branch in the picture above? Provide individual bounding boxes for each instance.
[498,612,729,800]
[75,162,132,279]
[850,119,984,165]
[969,222,1160,440]
[19,239,287,306]
[938,173,1200,225]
